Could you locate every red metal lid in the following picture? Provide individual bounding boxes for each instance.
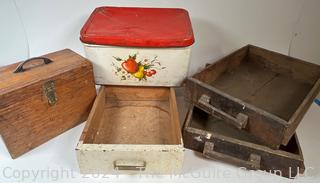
[80,7,195,47]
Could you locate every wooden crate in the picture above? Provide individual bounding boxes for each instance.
[0,49,96,158]
[76,86,184,174]
[183,104,305,178]
[186,45,320,149]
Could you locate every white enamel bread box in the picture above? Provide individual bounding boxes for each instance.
[80,7,194,86]
[76,86,184,174]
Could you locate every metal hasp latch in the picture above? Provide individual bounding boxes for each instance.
[43,80,57,106]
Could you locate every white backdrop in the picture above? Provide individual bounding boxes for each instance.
[1,0,320,74]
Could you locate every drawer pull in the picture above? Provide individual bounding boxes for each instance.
[114,160,146,171]
[203,142,261,170]
[198,94,248,129]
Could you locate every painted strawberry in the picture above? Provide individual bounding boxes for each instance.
[121,57,138,74]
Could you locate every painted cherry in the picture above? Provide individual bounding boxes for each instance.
[121,58,138,73]
[150,69,157,75]
[146,72,152,77]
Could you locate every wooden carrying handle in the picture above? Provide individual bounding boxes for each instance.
[14,57,53,73]
[114,160,146,171]
[203,142,261,170]
[198,94,248,129]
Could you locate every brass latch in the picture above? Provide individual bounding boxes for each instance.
[43,80,57,106]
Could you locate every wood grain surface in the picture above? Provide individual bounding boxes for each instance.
[187,45,320,148]
[76,86,184,174]
[82,86,181,145]
[0,49,96,158]
[183,104,305,178]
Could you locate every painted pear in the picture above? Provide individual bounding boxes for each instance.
[133,65,145,79]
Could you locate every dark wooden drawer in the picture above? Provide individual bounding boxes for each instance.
[185,45,320,149]
[183,104,305,178]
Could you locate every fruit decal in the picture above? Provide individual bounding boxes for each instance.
[112,53,165,81]
[121,56,138,74]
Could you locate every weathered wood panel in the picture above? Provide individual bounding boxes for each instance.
[0,49,96,158]
[183,105,305,178]
[186,45,320,148]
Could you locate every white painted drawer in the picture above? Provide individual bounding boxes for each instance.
[76,86,184,174]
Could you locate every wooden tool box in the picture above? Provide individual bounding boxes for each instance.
[185,45,320,149]
[0,49,96,158]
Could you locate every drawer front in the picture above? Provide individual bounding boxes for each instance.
[185,77,285,149]
[84,44,191,86]
[183,127,304,178]
[76,144,184,174]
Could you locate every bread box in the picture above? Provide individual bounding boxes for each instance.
[76,86,184,174]
[185,45,320,149]
[0,49,96,158]
[80,7,194,86]
[183,104,305,178]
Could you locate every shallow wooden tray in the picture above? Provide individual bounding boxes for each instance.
[186,45,320,149]
[183,104,305,178]
[76,86,183,174]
